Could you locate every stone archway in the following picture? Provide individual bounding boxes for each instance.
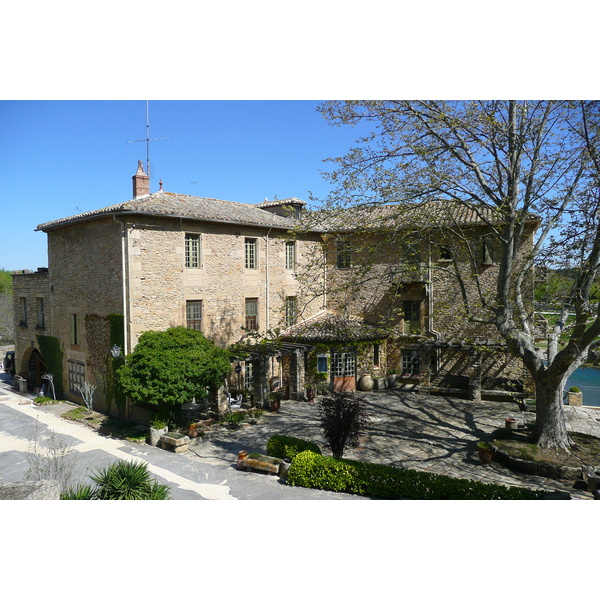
[19,346,47,391]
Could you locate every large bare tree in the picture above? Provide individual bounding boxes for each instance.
[314,100,600,450]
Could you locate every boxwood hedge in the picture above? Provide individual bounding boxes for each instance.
[266,434,322,461]
[287,451,545,500]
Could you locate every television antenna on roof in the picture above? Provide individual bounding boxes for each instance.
[128,100,170,184]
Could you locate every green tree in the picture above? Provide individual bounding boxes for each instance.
[116,327,231,419]
[315,100,600,450]
[0,270,13,344]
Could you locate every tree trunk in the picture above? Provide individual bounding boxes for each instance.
[531,378,573,450]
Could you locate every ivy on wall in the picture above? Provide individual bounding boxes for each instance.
[84,313,125,413]
[36,334,64,397]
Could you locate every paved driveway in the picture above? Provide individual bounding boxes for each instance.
[2,373,598,499]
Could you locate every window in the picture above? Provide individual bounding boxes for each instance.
[185,233,201,268]
[403,300,421,335]
[186,300,202,330]
[317,354,329,373]
[285,296,298,327]
[245,238,257,269]
[401,349,420,376]
[70,313,80,346]
[332,351,356,377]
[285,241,296,270]
[245,298,258,330]
[244,362,253,390]
[440,246,452,260]
[336,239,352,269]
[481,236,494,265]
[373,343,380,368]
[68,359,85,395]
[19,297,27,327]
[36,298,45,329]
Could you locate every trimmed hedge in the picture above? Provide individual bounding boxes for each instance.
[266,435,322,461]
[287,451,545,500]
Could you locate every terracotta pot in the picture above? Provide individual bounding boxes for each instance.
[478,447,494,465]
[306,387,316,402]
[187,423,198,438]
[271,397,281,412]
[237,450,248,470]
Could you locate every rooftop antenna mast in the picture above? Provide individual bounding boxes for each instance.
[128,100,170,186]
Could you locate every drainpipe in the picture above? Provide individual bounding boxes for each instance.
[113,215,129,356]
[427,239,441,341]
[265,228,272,331]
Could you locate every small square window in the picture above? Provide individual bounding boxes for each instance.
[336,239,352,269]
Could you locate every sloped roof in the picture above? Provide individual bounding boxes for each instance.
[298,199,540,233]
[36,191,301,232]
[280,313,389,343]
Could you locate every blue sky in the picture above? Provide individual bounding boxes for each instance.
[0,100,373,271]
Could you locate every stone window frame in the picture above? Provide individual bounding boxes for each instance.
[70,313,81,347]
[67,359,85,396]
[285,295,298,328]
[186,300,203,331]
[245,238,258,270]
[402,300,421,335]
[285,241,296,271]
[184,232,201,269]
[245,297,259,330]
[19,297,27,327]
[36,297,45,329]
[332,349,356,377]
[244,361,253,389]
[401,349,420,376]
[336,239,352,269]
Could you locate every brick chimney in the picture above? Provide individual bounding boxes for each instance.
[132,161,150,198]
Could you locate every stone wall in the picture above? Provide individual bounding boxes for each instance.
[12,270,51,377]
[125,217,324,350]
[46,218,124,402]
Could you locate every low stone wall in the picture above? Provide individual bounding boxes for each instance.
[491,444,600,492]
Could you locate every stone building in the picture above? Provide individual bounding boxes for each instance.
[12,163,537,417]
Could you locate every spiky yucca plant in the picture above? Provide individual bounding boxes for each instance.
[61,460,171,500]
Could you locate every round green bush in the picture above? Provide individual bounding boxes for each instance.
[266,434,321,461]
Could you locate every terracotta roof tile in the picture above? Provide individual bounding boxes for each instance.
[37,191,300,231]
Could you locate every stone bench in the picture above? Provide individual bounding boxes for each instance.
[238,453,288,477]
[160,433,190,454]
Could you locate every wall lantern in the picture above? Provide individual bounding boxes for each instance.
[110,345,122,359]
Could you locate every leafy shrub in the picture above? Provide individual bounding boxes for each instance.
[266,434,322,461]
[61,460,171,500]
[319,392,369,458]
[287,451,545,500]
[569,386,581,393]
[225,411,247,425]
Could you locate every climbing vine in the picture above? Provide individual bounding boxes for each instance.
[36,334,64,397]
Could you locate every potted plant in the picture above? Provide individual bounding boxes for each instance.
[187,422,198,438]
[567,386,583,406]
[270,392,282,412]
[477,441,494,465]
[149,417,168,447]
